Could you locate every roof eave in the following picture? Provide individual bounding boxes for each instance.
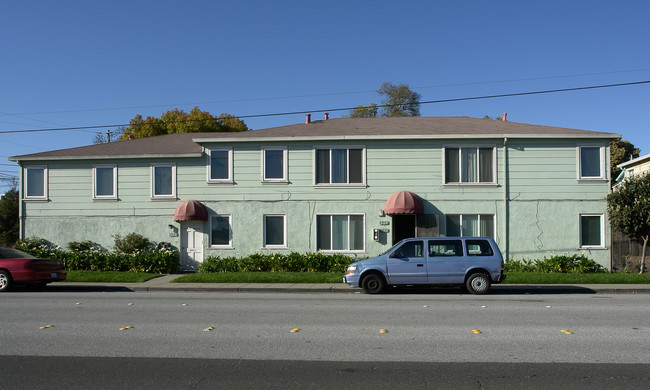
[8,153,203,162]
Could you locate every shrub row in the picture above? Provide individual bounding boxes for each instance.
[199,252,356,273]
[505,253,606,273]
[15,237,179,274]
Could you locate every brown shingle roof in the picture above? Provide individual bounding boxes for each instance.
[9,116,619,161]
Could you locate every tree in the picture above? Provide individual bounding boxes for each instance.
[610,138,640,186]
[347,82,420,118]
[120,107,248,140]
[0,186,19,246]
[607,173,650,273]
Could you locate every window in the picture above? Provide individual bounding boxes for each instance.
[580,214,604,248]
[316,214,364,251]
[262,148,287,182]
[446,214,494,238]
[315,147,364,185]
[579,146,605,180]
[151,164,176,198]
[93,165,117,199]
[263,214,286,248]
[210,215,232,247]
[24,166,47,199]
[429,240,463,256]
[208,148,233,183]
[465,239,494,256]
[444,147,495,184]
[392,241,424,257]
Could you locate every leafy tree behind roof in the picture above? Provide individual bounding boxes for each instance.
[610,138,640,186]
[346,82,421,118]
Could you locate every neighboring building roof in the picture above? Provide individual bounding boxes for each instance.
[617,153,650,169]
[9,116,620,162]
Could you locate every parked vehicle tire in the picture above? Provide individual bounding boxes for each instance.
[361,273,385,294]
[465,273,491,295]
[0,270,12,292]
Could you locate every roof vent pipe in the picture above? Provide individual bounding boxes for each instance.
[324,112,329,120]
[306,114,311,124]
[502,112,507,121]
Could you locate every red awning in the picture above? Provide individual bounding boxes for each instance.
[384,191,424,215]
[173,200,208,221]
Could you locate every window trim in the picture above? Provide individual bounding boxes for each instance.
[443,145,497,185]
[312,146,366,187]
[210,214,233,248]
[150,163,177,199]
[263,214,287,249]
[261,147,288,183]
[23,165,48,200]
[577,145,606,181]
[207,148,234,184]
[93,164,118,200]
[444,213,496,238]
[315,213,366,253]
[579,213,605,249]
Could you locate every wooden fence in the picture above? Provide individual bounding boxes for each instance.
[611,230,647,271]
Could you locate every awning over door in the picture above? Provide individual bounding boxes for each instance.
[173,200,208,221]
[384,191,424,215]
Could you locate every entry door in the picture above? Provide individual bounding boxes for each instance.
[392,214,416,244]
[181,221,204,271]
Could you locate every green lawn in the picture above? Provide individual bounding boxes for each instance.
[173,272,343,284]
[63,271,162,283]
[503,272,650,284]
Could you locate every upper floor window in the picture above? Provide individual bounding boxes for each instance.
[93,165,117,199]
[579,146,605,180]
[151,164,176,198]
[263,214,287,248]
[446,214,494,238]
[316,214,364,252]
[315,147,364,185]
[208,148,233,183]
[262,147,287,182]
[444,147,495,184]
[580,214,604,249]
[24,166,47,199]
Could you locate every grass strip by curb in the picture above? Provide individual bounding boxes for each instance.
[172,272,343,284]
[503,272,650,284]
[63,271,162,283]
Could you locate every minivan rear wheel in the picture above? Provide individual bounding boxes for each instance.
[361,273,385,294]
[465,273,491,295]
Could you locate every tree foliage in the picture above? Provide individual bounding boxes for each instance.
[0,186,19,246]
[347,82,421,118]
[120,107,248,140]
[607,173,650,273]
[610,138,640,186]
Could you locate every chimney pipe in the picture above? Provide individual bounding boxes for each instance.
[501,112,507,121]
[324,112,329,120]
[306,114,311,124]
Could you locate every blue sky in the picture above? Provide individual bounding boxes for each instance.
[2,0,650,193]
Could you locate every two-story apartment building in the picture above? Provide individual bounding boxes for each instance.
[9,116,619,270]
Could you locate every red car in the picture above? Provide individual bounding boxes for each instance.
[0,247,66,292]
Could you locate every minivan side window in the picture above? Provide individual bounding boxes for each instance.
[392,241,424,258]
[428,240,463,257]
[465,239,494,256]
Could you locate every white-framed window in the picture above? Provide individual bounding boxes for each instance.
[93,165,117,199]
[207,148,233,183]
[314,147,365,185]
[316,214,365,252]
[210,214,232,248]
[24,166,47,200]
[444,146,496,184]
[579,214,605,249]
[578,145,605,180]
[445,214,495,238]
[151,164,176,198]
[263,214,287,248]
[262,147,287,183]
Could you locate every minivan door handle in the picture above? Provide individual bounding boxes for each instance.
[416,264,424,267]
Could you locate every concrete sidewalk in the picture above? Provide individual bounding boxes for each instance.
[49,274,650,294]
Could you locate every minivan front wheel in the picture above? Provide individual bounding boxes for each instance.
[361,273,385,294]
[466,273,491,295]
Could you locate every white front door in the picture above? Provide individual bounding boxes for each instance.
[181,221,204,271]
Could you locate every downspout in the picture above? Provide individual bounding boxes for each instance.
[503,137,509,261]
[18,162,25,240]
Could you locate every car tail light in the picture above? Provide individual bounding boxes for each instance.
[501,260,504,270]
[25,259,61,269]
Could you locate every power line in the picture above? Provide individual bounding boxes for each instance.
[0,79,649,135]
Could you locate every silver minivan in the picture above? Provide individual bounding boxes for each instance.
[343,237,506,294]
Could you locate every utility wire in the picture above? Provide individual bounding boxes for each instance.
[0,80,649,135]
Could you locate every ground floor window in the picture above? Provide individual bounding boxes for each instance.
[580,214,604,248]
[446,214,494,238]
[316,214,364,252]
[263,214,286,248]
[210,215,232,247]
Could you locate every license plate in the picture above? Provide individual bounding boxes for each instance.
[51,272,57,278]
